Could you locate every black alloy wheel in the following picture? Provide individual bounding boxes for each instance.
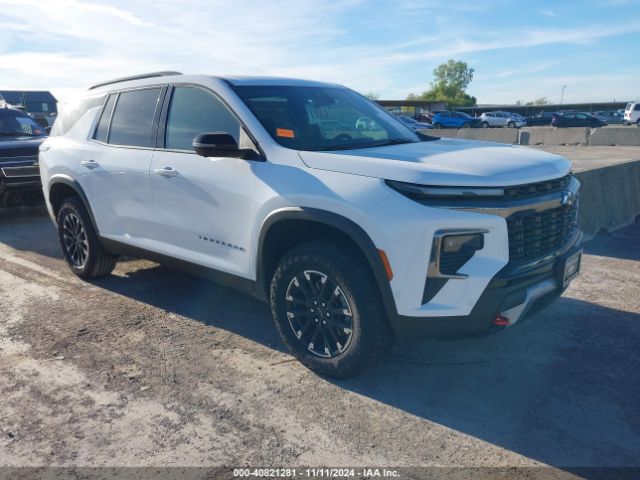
[285,269,354,358]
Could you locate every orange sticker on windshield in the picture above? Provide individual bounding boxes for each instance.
[276,128,295,138]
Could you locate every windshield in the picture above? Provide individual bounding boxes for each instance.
[232,85,419,151]
[0,108,43,136]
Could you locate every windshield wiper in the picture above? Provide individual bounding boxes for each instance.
[376,138,415,146]
[312,138,416,152]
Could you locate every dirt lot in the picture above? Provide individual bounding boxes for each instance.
[0,207,638,470]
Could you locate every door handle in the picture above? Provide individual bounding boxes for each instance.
[154,167,179,177]
[80,159,99,169]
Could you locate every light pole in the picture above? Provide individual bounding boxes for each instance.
[560,85,567,105]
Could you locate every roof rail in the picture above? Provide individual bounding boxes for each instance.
[88,71,183,90]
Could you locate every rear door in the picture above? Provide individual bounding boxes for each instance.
[149,85,257,277]
[83,87,163,241]
[437,112,450,126]
[574,113,590,127]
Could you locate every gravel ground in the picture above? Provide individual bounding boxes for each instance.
[0,207,638,470]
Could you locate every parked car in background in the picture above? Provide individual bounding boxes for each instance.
[623,102,640,126]
[526,111,556,126]
[395,114,433,130]
[414,112,433,123]
[0,103,47,206]
[431,111,481,129]
[552,112,607,128]
[594,110,624,124]
[479,111,526,128]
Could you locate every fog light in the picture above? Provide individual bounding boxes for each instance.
[442,233,484,253]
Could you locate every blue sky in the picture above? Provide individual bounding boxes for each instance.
[0,0,639,104]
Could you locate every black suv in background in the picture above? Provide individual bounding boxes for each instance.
[526,111,556,126]
[0,104,47,206]
[551,111,607,128]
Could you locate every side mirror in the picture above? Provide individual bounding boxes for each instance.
[193,132,258,160]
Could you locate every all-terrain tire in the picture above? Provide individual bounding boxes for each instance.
[270,239,393,378]
[56,196,117,278]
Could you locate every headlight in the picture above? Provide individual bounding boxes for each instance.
[386,180,504,199]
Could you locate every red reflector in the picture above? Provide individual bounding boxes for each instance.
[493,314,511,326]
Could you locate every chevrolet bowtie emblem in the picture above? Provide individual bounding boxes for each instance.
[561,191,576,206]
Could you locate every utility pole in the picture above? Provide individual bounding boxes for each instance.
[560,85,567,105]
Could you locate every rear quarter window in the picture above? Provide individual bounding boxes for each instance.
[93,94,117,143]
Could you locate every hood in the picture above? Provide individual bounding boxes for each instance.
[0,136,45,160]
[298,138,571,187]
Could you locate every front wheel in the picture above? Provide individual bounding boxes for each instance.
[507,121,515,128]
[481,121,489,128]
[57,197,118,278]
[433,122,442,129]
[270,239,393,378]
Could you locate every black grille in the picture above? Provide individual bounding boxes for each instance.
[504,175,572,200]
[1,165,40,177]
[440,247,477,275]
[507,201,578,263]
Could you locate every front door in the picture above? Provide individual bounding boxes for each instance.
[149,85,257,278]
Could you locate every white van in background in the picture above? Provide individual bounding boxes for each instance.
[623,101,640,126]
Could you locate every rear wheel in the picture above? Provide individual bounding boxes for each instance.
[481,121,489,128]
[462,123,471,128]
[56,197,117,278]
[270,239,393,378]
[433,122,442,129]
[507,121,515,128]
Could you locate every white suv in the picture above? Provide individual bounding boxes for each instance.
[623,101,640,126]
[39,72,582,377]
[480,111,526,128]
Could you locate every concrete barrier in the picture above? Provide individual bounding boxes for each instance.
[574,160,640,239]
[589,127,640,146]
[425,126,640,147]
[426,128,519,144]
[520,127,590,146]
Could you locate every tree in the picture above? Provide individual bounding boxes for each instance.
[525,96,550,106]
[406,59,476,107]
[363,91,380,100]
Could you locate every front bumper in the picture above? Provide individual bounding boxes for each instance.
[0,162,42,194]
[390,234,582,339]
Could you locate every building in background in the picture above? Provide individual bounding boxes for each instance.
[0,90,58,128]
[376,99,446,118]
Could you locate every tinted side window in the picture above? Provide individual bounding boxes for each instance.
[635,104,640,111]
[165,87,241,151]
[108,88,161,147]
[93,94,116,143]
